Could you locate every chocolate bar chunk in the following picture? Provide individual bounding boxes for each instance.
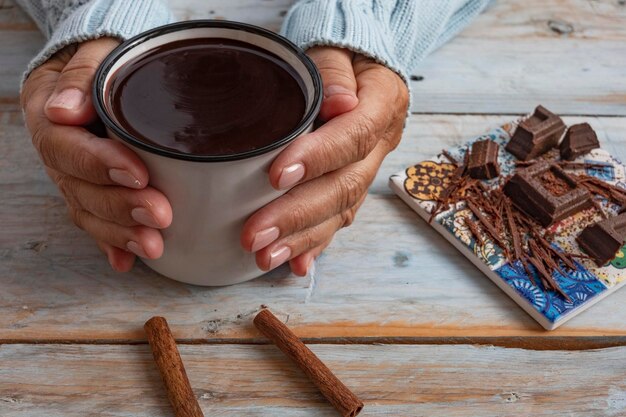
[468,140,500,179]
[505,105,566,161]
[559,123,599,160]
[503,161,592,227]
[577,212,626,266]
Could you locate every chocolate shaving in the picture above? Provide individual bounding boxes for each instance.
[505,201,523,260]
[464,215,484,246]
[440,149,459,165]
[559,161,612,170]
[466,200,507,249]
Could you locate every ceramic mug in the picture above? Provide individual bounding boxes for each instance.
[93,21,322,286]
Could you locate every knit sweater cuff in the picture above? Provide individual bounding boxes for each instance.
[25,0,173,79]
[281,1,408,85]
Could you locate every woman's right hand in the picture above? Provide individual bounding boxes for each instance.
[21,37,173,271]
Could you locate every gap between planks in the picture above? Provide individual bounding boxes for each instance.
[1,336,626,351]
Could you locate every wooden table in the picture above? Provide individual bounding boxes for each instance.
[1,0,626,415]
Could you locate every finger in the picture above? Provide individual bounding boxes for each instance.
[289,240,332,276]
[45,37,120,125]
[255,212,345,272]
[29,120,148,188]
[49,170,172,228]
[306,47,359,121]
[242,143,385,253]
[97,241,136,272]
[69,207,164,259]
[269,67,397,190]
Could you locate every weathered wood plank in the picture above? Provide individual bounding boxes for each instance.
[1,0,625,115]
[411,0,626,115]
[1,344,625,416]
[2,112,626,342]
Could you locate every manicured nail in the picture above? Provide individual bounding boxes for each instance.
[126,241,148,258]
[269,246,291,270]
[109,168,142,189]
[277,163,305,190]
[46,88,85,110]
[324,84,357,98]
[131,207,160,228]
[251,226,280,252]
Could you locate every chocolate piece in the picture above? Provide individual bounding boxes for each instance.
[577,212,626,266]
[505,105,566,161]
[468,140,500,179]
[503,161,592,227]
[559,123,600,160]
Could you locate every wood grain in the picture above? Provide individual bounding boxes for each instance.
[0,343,625,416]
[1,0,625,115]
[1,112,625,343]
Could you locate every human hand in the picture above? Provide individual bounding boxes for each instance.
[21,38,173,272]
[241,46,409,276]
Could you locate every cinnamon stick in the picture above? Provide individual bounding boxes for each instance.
[253,309,364,417]
[144,317,204,417]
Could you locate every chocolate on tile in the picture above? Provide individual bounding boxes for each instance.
[505,105,566,161]
[503,161,592,227]
[559,122,600,161]
[577,212,626,266]
[468,139,500,180]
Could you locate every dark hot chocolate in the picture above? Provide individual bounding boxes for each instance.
[110,38,306,156]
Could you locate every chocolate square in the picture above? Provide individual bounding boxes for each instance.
[577,213,626,266]
[505,105,566,161]
[468,140,500,180]
[503,161,592,227]
[559,123,599,160]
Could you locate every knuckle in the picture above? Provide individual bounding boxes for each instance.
[299,229,317,253]
[289,202,310,232]
[58,57,100,86]
[336,170,367,212]
[341,206,359,228]
[33,126,61,170]
[397,82,410,111]
[69,207,86,230]
[349,113,378,161]
[70,147,97,180]
[55,174,80,207]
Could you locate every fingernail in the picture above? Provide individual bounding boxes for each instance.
[277,163,305,190]
[46,88,85,110]
[109,168,142,189]
[131,207,160,228]
[126,241,148,258]
[251,226,280,252]
[269,246,291,270]
[324,84,357,98]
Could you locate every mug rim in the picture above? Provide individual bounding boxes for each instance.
[93,20,323,162]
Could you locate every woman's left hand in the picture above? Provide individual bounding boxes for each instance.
[240,46,409,275]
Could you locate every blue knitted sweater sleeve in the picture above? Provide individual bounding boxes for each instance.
[281,0,491,83]
[15,0,173,77]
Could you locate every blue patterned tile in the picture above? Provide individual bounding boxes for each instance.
[496,258,607,323]
[584,159,614,181]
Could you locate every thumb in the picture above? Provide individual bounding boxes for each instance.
[45,37,120,126]
[307,46,359,121]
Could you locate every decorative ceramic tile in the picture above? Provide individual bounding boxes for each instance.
[437,207,507,270]
[389,117,626,330]
[496,259,606,323]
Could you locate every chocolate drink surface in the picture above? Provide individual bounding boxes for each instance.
[110,38,306,156]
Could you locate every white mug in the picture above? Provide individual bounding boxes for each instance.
[93,21,322,286]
